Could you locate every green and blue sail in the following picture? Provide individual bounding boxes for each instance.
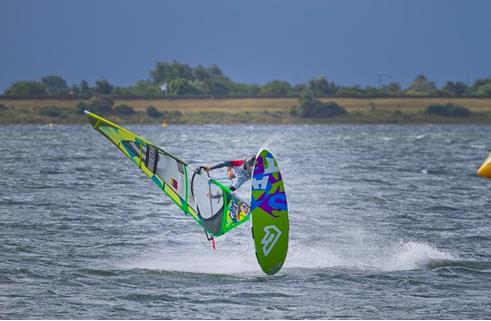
[85,110,250,237]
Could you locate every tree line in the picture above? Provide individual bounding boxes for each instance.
[3,61,491,98]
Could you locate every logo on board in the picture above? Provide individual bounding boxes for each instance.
[261,225,282,256]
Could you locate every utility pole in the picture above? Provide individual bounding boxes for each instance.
[378,71,383,88]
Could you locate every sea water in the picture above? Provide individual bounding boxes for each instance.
[1,124,491,319]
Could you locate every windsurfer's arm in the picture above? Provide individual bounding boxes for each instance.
[196,163,225,173]
[209,159,245,171]
[208,161,233,171]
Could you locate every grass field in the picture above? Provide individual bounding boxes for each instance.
[1,97,491,124]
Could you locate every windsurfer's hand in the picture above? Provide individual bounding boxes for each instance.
[195,166,208,174]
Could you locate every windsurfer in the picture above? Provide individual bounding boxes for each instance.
[199,155,255,191]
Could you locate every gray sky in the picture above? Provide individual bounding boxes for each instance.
[1,0,490,91]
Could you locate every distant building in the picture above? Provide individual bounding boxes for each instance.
[160,82,168,95]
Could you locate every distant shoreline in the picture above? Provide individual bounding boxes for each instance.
[1,97,491,124]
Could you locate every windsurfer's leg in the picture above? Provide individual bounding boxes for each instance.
[230,175,248,191]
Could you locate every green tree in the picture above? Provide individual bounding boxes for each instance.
[193,64,211,81]
[79,80,92,96]
[231,83,260,96]
[129,80,161,96]
[202,77,233,96]
[293,83,307,95]
[470,78,491,94]
[111,86,132,96]
[475,82,491,96]
[308,77,337,96]
[336,86,365,97]
[260,80,293,97]
[299,88,315,107]
[150,61,194,84]
[41,75,68,95]
[173,62,194,80]
[442,81,468,96]
[4,81,47,97]
[95,79,113,95]
[207,64,224,78]
[150,62,171,84]
[383,82,402,95]
[364,86,387,97]
[407,74,437,95]
[167,78,201,96]
[70,84,80,96]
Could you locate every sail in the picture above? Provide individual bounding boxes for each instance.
[85,111,250,237]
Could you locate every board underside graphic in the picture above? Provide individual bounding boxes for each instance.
[251,149,289,275]
[85,111,250,237]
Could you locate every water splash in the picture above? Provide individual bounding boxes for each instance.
[286,240,456,271]
[259,132,284,154]
[120,237,260,275]
[121,237,456,275]
[386,241,455,270]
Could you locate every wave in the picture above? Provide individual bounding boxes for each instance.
[285,240,456,272]
[118,237,460,275]
[425,259,491,271]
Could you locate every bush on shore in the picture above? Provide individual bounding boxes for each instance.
[37,106,68,118]
[146,105,183,120]
[114,104,135,115]
[146,106,163,118]
[161,110,183,120]
[425,103,471,117]
[296,91,347,118]
[76,96,114,115]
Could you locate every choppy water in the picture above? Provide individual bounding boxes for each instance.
[1,123,491,319]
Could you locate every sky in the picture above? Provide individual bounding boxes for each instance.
[1,0,491,92]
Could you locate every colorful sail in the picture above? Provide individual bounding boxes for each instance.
[85,111,250,237]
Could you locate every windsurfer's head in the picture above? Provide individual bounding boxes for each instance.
[243,155,256,176]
